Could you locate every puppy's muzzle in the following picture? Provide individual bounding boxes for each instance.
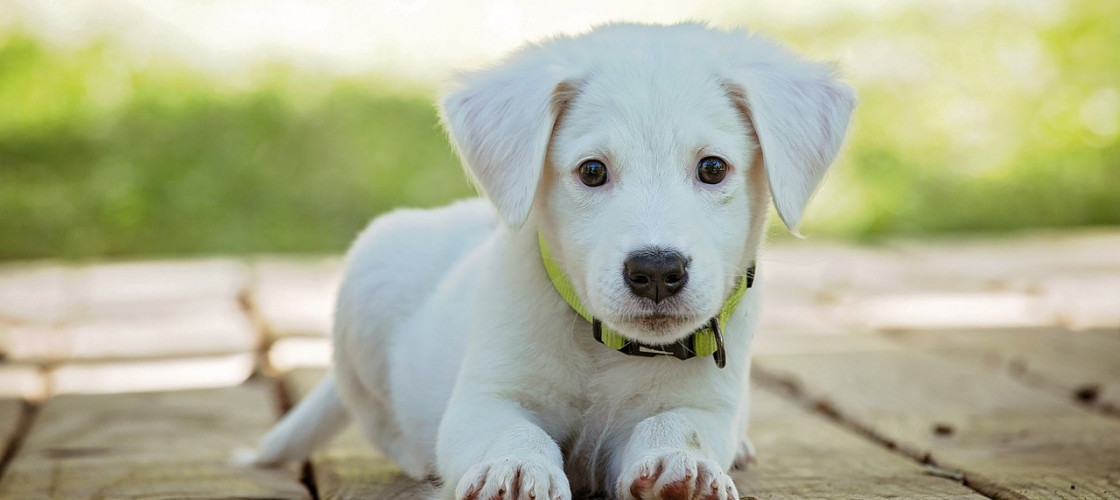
[623,248,689,303]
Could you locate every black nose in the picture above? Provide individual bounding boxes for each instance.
[623,249,689,303]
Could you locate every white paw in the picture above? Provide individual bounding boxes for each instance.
[454,456,571,500]
[617,450,738,500]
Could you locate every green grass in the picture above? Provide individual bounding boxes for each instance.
[1,0,1118,260]
[0,36,473,260]
[768,0,1120,239]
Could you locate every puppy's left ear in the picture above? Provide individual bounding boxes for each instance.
[725,40,856,232]
[440,53,578,228]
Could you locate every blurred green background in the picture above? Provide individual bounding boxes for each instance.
[0,0,1117,261]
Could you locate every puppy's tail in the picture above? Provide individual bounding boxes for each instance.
[250,372,351,467]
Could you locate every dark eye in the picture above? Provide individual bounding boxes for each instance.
[697,156,727,184]
[579,160,609,187]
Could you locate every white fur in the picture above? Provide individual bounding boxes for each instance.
[252,23,853,500]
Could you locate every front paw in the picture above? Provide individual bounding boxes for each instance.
[618,450,738,500]
[455,456,571,500]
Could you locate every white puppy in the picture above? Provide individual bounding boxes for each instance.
[253,22,854,500]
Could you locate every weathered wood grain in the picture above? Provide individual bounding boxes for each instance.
[0,381,310,499]
[883,327,1120,413]
[286,368,983,499]
[755,335,1120,499]
[285,368,429,500]
[738,385,986,499]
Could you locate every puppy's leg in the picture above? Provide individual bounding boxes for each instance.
[438,396,570,500]
[615,410,738,500]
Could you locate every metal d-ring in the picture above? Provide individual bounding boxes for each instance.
[709,317,727,369]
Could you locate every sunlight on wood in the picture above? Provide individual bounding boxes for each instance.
[51,353,255,395]
[268,337,332,371]
[0,363,47,401]
[854,291,1053,330]
[252,258,342,339]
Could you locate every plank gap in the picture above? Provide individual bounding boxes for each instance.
[752,366,920,460]
[1006,364,1120,419]
[271,372,296,415]
[302,460,322,500]
[0,382,312,498]
[877,328,1120,420]
[751,365,1007,500]
[271,372,322,500]
[0,401,37,483]
[962,474,1035,500]
[238,276,283,379]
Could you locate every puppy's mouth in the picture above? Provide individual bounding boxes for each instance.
[630,312,690,329]
[617,309,707,340]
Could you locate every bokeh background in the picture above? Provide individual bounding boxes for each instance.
[1,0,1117,261]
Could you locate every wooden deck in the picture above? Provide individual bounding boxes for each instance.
[0,230,1117,499]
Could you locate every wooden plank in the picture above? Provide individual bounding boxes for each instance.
[885,230,1120,290]
[50,353,256,395]
[755,334,1120,499]
[738,385,986,499]
[0,381,310,499]
[0,363,47,401]
[252,258,342,340]
[2,299,257,363]
[761,231,1120,336]
[885,232,1120,330]
[76,259,250,314]
[848,291,1054,331]
[67,298,256,360]
[754,330,905,356]
[1036,274,1120,330]
[0,264,74,326]
[0,260,256,364]
[0,399,25,459]
[285,368,427,500]
[883,327,1120,413]
[287,368,983,499]
[269,337,332,372]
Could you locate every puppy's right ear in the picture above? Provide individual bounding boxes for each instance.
[722,35,856,233]
[440,53,577,228]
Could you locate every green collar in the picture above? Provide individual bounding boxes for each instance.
[538,233,754,368]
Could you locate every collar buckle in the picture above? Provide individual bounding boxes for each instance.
[593,316,729,368]
[709,318,727,369]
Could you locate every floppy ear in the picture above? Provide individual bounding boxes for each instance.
[726,46,856,231]
[439,54,576,228]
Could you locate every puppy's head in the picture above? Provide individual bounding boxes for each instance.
[441,23,854,345]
